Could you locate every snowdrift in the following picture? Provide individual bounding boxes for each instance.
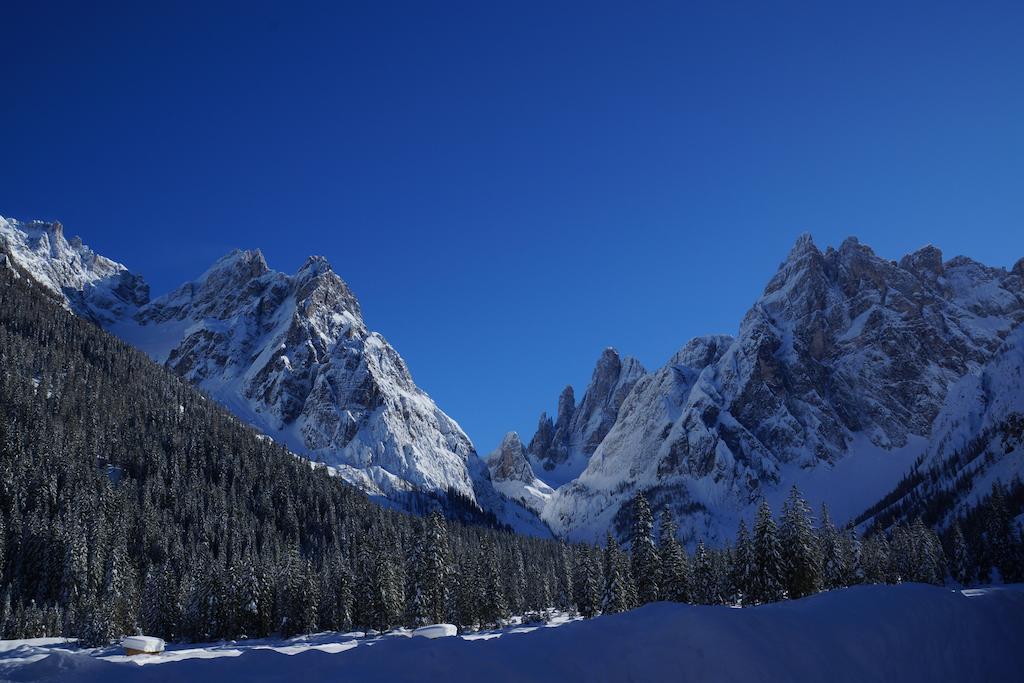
[2,584,1022,682]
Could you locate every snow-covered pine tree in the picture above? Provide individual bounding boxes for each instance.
[370,541,403,631]
[658,507,690,603]
[910,518,946,585]
[555,541,575,613]
[77,594,115,647]
[949,522,972,586]
[730,519,754,605]
[841,526,864,586]
[0,585,12,638]
[230,557,266,638]
[59,519,88,628]
[602,533,632,614]
[140,567,164,637]
[506,544,527,616]
[188,555,227,641]
[889,523,913,583]
[325,552,354,632]
[423,512,452,623]
[984,482,1015,582]
[575,548,602,618]
[630,492,660,605]
[353,541,374,629]
[780,486,821,599]
[455,551,480,631]
[691,540,718,605]
[751,499,785,604]
[713,546,733,605]
[407,520,431,626]
[477,539,508,628]
[861,531,893,584]
[818,504,841,589]
[298,559,321,635]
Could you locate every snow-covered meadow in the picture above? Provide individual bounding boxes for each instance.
[2,584,1021,682]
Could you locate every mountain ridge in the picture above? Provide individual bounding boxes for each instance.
[0,214,549,535]
[499,234,1024,543]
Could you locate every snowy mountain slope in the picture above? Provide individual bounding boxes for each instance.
[857,324,1024,530]
[5,585,1023,683]
[486,432,554,513]
[541,236,1024,542]
[113,248,480,501]
[0,217,148,324]
[0,216,546,529]
[525,348,646,487]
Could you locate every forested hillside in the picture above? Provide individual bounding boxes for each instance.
[0,269,572,644]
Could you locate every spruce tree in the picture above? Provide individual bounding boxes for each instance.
[984,482,1014,582]
[949,522,972,586]
[576,549,602,618]
[657,507,690,603]
[730,519,754,605]
[841,526,864,586]
[455,551,480,631]
[602,534,632,614]
[751,499,784,604]
[555,541,575,613]
[630,492,660,604]
[818,504,844,589]
[691,541,718,605]
[477,540,508,628]
[779,486,821,599]
[370,543,403,631]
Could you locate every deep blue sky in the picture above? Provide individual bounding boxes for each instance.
[3,2,1023,452]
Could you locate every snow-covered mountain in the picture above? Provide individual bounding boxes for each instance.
[486,432,554,513]
[0,215,547,532]
[7,214,1021,545]
[533,236,1024,542]
[524,348,646,487]
[116,247,482,502]
[857,323,1024,530]
[0,217,148,324]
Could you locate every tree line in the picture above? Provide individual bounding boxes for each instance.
[572,482,1023,617]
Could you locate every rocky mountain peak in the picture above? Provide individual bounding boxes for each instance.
[488,432,533,483]
[487,431,554,513]
[205,248,270,282]
[787,232,819,259]
[556,386,576,424]
[293,256,362,321]
[525,347,647,487]
[899,244,944,278]
[0,216,149,324]
[298,254,332,275]
[543,235,1024,543]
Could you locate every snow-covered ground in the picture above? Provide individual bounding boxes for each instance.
[3,585,1021,682]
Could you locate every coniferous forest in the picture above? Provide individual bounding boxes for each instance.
[1,268,1022,646]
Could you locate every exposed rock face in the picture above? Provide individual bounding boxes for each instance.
[526,348,647,486]
[542,235,1024,542]
[489,432,535,483]
[486,432,553,513]
[0,216,149,324]
[863,324,1024,529]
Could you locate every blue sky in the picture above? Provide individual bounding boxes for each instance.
[2,1,1023,452]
